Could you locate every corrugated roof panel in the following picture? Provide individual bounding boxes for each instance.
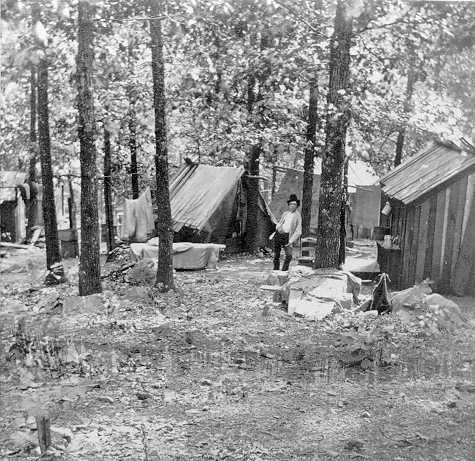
[381,142,438,185]
[383,148,455,198]
[381,142,475,204]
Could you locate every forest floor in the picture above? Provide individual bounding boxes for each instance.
[0,246,474,460]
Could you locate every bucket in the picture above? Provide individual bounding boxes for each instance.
[382,235,392,249]
[373,226,390,241]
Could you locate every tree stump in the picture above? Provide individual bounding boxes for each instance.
[36,415,51,453]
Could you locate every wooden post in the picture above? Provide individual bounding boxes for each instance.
[36,416,51,453]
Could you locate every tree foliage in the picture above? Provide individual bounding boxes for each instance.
[0,0,473,267]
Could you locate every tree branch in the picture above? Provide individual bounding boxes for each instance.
[273,0,324,37]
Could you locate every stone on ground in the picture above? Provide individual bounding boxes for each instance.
[287,271,353,320]
[265,270,289,286]
[289,264,315,277]
[391,280,432,313]
[261,268,362,321]
[342,271,362,303]
[392,288,465,333]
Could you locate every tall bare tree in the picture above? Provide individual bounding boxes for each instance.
[245,70,260,253]
[394,52,416,167]
[301,76,319,236]
[150,0,174,291]
[27,64,39,237]
[32,4,65,284]
[127,33,139,199]
[77,0,101,295]
[37,51,65,283]
[103,126,115,253]
[314,0,353,269]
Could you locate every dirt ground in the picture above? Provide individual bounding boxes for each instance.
[0,247,474,460]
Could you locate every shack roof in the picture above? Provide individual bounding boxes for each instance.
[0,171,26,204]
[381,140,475,204]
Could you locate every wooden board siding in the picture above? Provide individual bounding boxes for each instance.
[411,204,422,285]
[423,194,437,279]
[406,204,421,286]
[440,182,461,292]
[395,203,404,240]
[401,206,414,287]
[461,173,475,243]
[450,176,468,279]
[434,188,450,285]
[453,189,475,295]
[415,199,430,282]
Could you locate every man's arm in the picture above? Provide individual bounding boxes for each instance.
[287,213,302,245]
[276,211,286,233]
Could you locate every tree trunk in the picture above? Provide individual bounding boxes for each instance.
[314,0,352,269]
[103,128,115,253]
[77,0,101,295]
[301,76,319,236]
[150,0,174,292]
[128,40,139,199]
[394,64,416,167]
[37,56,64,283]
[338,158,349,267]
[246,145,260,252]
[67,176,79,257]
[244,71,261,253]
[27,65,39,237]
[29,66,37,183]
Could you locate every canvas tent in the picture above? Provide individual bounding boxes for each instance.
[270,160,380,236]
[169,163,276,250]
[0,171,27,243]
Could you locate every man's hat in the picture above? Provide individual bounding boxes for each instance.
[287,194,300,206]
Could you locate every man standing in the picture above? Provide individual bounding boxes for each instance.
[273,194,302,271]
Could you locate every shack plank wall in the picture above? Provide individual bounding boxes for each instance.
[423,195,437,279]
[381,142,475,295]
[415,199,430,282]
[441,182,461,291]
[409,204,422,286]
[453,190,475,294]
[450,175,468,279]
[394,203,404,239]
[402,206,415,287]
[435,188,450,285]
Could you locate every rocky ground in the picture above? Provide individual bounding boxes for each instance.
[0,246,474,460]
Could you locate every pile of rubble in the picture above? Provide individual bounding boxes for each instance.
[261,268,467,335]
[390,284,466,334]
[261,266,362,321]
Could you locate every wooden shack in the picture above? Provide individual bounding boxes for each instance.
[378,139,475,295]
[0,171,27,243]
